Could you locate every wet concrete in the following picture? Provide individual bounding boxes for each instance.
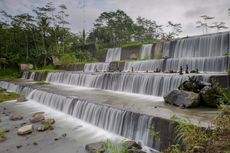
[12,79,218,127]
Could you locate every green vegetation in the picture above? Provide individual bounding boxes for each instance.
[104,140,128,153]
[165,104,230,153]
[0,91,19,103]
[33,82,50,86]
[0,131,6,141]
[0,69,20,81]
[121,42,142,49]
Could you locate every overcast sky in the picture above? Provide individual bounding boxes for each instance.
[1,0,230,37]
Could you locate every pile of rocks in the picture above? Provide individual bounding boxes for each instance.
[164,76,227,108]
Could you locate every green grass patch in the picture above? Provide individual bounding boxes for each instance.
[32,69,63,73]
[0,91,19,103]
[0,69,20,81]
[33,82,49,86]
[0,131,6,141]
[121,42,142,49]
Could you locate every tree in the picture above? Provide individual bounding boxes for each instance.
[134,17,163,43]
[88,10,135,47]
[196,15,214,34]
[164,21,182,40]
[209,22,228,32]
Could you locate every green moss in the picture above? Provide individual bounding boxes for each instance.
[0,69,20,81]
[0,131,5,141]
[33,82,50,86]
[0,91,19,103]
[32,69,63,73]
[121,42,142,49]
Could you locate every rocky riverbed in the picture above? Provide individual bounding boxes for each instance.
[0,100,124,153]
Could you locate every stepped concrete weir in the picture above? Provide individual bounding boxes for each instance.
[5,31,230,152]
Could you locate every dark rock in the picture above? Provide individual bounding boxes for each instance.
[85,142,105,153]
[17,125,33,135]
[54,138,59,141]
[178,76,205,93]
[127,148,146,153]
[124,140,142,150]
[4,129,10,133]
[0,87,6,91]
[62,133,67,137]
[200,86,219,108]
[164,90,200,108]
[17,94,27,102]
[33,142,38,146]
[9,113,23,121]
[16,145,22,149]
[30,113,45,123]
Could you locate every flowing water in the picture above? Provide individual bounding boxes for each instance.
[84,63,109,72]
[140,44,153,60]
[105,48,121,62]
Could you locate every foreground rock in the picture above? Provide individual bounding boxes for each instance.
[17,94,27,102]
[164,90,200,108]
[30,113,45,123]
[85,142,105,153]
[200,86,219,108]
[17,124,33,135]
[9,113,23,121]
[42,118,55,125]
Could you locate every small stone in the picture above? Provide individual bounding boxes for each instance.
[4,129,10,133]
[16,145,22,149]
[33,142,38,146]
[42,118,55,125]
[9,113,23,121]
[17,125,33,135]
[62,133,67,137]
[54,138,59,141]
[30,113,45,123]
[85,142,105,153]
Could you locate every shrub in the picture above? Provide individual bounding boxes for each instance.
[121,42,142,49]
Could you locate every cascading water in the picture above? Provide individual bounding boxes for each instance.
[124,59,164,72]
[105,48,121,62]
[46,72,208,96]
[0,81,166,150]
[29,72,35,80]
[140,44,153,60]
[21,71,29,79]
[163,32,230,58]
[123,56,228,73]
[84,63,110,72]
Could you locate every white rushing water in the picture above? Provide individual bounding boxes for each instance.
[124,59,164,72]
[0,81,161,150]
[123,56,228,73]
[105,48,121,62]
[140,44,153,60]
[84,63,110,72]
[163,32,230,58]
[46,72,209,96]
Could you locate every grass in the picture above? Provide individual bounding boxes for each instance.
[33,82,50,86]
[0,69,20,81]
[121,42,142,49]
[32,69,63,72]
[0,91,19,103]
[104,140,128,153]
[0,131,6,141]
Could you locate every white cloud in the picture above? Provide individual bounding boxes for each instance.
[0,0,230,36]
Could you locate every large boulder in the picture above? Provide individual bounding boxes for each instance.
[164,90,200,108]
[9,113,23,121]
[17,124,33,135]
[85,142,105,153]
[30,113,45,123]
[200,86,219,108]
[124,140,142,150]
